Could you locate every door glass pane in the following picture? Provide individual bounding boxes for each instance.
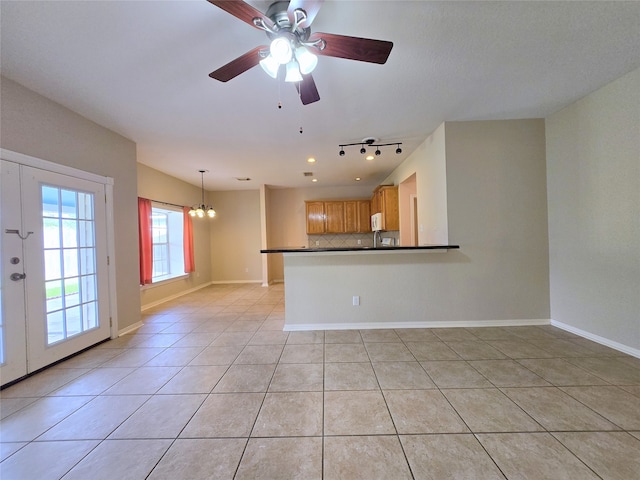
[61,190,77,218]
[43,218,61,249]
[42,185,99,345]
[44,250,62,280]
[63,249,79,277]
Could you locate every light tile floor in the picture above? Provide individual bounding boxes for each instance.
[1,283,640,479]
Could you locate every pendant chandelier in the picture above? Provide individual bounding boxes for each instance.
[188,170,216,218]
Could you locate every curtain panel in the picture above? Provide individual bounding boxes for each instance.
[138,197,153,285]
[183,207,195,273]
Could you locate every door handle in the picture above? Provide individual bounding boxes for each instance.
[10,272,26,281]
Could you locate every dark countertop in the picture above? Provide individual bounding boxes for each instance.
[260,245,460,253]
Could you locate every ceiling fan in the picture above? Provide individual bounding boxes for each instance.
[207,0,394,105]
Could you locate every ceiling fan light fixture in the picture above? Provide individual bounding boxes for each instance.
[285,60,303,83]
[270,36,292,64]
[295,46,318,75]
[259,55,280,78]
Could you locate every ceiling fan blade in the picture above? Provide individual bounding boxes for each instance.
[206,0,274,30]
[209,45,267,82]
[287,0,324,28]
[295,74,320,105]
[309,32,393,64]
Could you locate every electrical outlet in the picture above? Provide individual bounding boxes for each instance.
[315,240,320,246]
[357,239,362,245]
[352,296,360,306]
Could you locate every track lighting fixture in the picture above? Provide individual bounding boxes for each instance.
[338,141,403,157]
[188,170,216,219]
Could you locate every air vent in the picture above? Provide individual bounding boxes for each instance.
[303,172,314,177]
[235,177,251,182]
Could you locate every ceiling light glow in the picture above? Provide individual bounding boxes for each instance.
[285,60,303,82]
[259,55,279,78]
[270,37,292,64]
[295,46,318,75]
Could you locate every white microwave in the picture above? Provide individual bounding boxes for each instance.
[371,212,383,231]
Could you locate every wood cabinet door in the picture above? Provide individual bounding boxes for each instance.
[344,201,358,233]
[325,201,345,233]
[357,200,371,232]
[381,187,399,230]
[371,190,381,214]
[306,201,325,234]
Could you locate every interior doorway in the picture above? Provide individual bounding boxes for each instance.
[399,173,418,246]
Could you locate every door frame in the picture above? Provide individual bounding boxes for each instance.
[1,148,118,340]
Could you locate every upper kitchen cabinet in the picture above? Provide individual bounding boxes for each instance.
[325,201,345,233]
[305,201,325,234]
[345,200,372,233]
[371,185,399,231]
[305,199,371,234]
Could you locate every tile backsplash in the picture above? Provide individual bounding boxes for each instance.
[308,232,399,248]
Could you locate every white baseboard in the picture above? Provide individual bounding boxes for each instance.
[118,321,143,336]
[551,319,640,358]
[284,318,550,331]
[140,281,214,311]
[210,280,263,285]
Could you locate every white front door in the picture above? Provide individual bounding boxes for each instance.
[1,160,111,385]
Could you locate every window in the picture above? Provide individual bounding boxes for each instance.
[150,205,185,282]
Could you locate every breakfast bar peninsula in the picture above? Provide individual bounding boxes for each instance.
[261,245,460,331]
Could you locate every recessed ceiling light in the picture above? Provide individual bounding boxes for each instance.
[307,157,316,163]
[355,177,361,181]
[366,155,374,161]
[312,178,318,182]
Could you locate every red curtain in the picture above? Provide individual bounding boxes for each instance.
[138,197,153,285]
[183,207,195,273]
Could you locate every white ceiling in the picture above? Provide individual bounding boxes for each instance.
[2,1,639,191]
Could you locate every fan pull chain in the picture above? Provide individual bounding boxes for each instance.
[277,69,283,109]
[298,90,303,134]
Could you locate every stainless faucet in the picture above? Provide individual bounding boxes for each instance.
[373,230,382,248]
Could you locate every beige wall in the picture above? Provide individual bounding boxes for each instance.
[209,189,263,283]
[382,123,448,244]
[137,163,214,309]
[444,119,550,320]
[1,76,140,330]
[546,67,640,353]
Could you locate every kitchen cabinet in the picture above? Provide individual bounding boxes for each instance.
[305,199,371,234]
[371,185,399,231]
[325,201,345,233]
[305,201,325,234]
[345,200,372,233]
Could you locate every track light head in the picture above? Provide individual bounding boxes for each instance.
[339,148,345,156]
[375,148,381,156]
[396,145,402,154]
[360,145,366,154]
